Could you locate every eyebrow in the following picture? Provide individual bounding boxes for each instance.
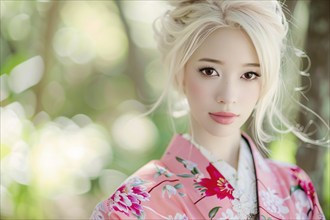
[198,58,260,67]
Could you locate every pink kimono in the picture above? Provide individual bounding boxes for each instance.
[91,133,325,219]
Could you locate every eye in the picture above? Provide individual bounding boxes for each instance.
[241,71,260,80]
[199,67,220,77]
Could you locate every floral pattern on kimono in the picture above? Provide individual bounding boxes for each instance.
[183,133,258,219]
[90,133,325,220]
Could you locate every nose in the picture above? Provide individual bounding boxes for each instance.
[215,79,238,104]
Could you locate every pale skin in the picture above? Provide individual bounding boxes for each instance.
[183,28,261,169]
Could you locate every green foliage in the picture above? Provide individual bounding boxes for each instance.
[0,0,328,219]
[268,133,298,164]
[1,53,28,76]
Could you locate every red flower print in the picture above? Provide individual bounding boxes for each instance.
[107,178,150,217]
[196,163,234,200]
[290,167,316,204]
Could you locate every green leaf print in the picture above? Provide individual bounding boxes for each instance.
[208,206,221,220]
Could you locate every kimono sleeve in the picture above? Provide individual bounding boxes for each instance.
[90,202,127,220]
[290,165,325,219]
[90,161,191,220]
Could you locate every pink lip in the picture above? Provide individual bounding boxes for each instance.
[209,112,239,125]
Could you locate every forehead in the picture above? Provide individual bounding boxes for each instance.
[189,28,259,64]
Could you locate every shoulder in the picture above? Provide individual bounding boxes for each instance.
[266,159,307,180]
[264,158,311,187]
[267,159,324,215]
[255,158,325,219]
[266,158,299,173]
[90,160,186,220]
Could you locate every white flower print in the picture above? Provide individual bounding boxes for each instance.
[162,184,177,198]
[130,176,146,186]
[182,160,197,171]
[90,204,105,220]
[231,186,257,219]
[293,190,310,219]
[167,213,188,220]
[260,188,289,217]
[232,195,255,219]
[295,209,308,220]
[217,208,238,219]
[195,173,205,182]
[154,165,174,178]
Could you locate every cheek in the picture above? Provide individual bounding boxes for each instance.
[185,76,206,98]
[188,81,202,95]
[240,84,260,107]
[184,76,211,113]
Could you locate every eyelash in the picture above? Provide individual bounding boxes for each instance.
[198,67,220,78]
[198,66,261,80]
[241,71,261,80]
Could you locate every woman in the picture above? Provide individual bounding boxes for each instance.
[91,1,327,219]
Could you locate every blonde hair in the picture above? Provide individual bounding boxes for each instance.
[151,0,329,151]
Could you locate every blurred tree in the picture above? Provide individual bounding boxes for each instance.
[34,1,60,113]
[294,0,329,217]
[1,0,329,219]
[114,1,154,103]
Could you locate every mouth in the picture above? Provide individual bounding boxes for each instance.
[209,112,239,125]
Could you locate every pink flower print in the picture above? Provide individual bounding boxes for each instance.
[107,178,150,217]
[290,167,316,204]
[196,163,234,200]
[90,204,106,220]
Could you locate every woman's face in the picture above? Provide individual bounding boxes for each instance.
[184,28,261,137]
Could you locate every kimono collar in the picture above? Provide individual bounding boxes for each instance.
[161,133,284,220]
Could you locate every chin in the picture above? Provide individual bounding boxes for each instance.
[206,125,240,137]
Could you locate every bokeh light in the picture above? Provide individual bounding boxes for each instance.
[1,0,329,219]
[30,117,112,197]
[8,13,31,41]
[8,56,44,94]
[111,111,158,153]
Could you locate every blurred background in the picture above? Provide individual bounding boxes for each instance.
[0,0,329,219]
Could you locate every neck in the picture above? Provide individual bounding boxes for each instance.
[189,121,241,169]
